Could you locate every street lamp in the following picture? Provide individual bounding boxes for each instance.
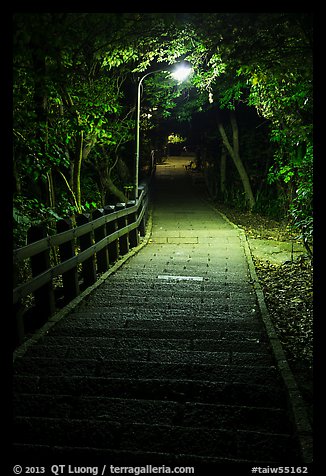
[134,62,192,199]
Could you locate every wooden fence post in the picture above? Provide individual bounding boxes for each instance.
[27,224,56,328]
[115,202,129,256]
[104,205,119,264]
[138,189,146,237]
[126,200,139,248]
[92,208,109,274]
[56,218,80,303]
[13,263,25,348]
[76,213,97,288]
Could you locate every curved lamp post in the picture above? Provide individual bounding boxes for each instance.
[134,63,192,199]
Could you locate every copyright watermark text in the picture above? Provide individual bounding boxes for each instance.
[12,465,195,475]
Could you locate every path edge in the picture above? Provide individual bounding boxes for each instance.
[215,207,313,464]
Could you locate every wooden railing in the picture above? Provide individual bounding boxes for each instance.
[13,184,150,348]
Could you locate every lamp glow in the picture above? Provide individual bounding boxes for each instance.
[170,64,192,82]
[134,62,192,199]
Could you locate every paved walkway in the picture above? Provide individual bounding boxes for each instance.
[12,157,309,468]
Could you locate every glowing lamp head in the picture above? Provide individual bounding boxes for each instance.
[170,63,192,82]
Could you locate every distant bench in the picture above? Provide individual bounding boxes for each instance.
[185,161,197,171]
[185,161,202,171]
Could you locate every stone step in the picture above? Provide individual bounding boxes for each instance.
[16,341,275,368]
[24,343,272,363]
[104,273,249,284]
[80,294,258,308]
[13,393,292,434]
[13,373,286,407]
[97,287,256,301]
[13,374,285,401]
[39,328,266,343]
[89,283,257,296]
[49,323,262,337]
[95,277,255,290]
[10,443,268,465]
[13,416,300,462]
[54,313,264,329]
[77,303,259,319]
[30,336,268,354]
[101,280,256,294]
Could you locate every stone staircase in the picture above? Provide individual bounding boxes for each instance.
[12,157,308,468]
[13,258,302,466]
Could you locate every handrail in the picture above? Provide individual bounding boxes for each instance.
[13,197,147,304]
[13,185,150,347]
[13,193,142,263]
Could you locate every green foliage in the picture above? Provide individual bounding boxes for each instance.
[189,13,312,246]
[167,133,186,144]
[222,187,251,212]
[13,13,313,255]
[253,187,288,220]
[288,145,313,246]
[218,80,248,110]
[13,197,62,249]
[13,13,141,217]
[80,175,102,209]
[84,201,98,211]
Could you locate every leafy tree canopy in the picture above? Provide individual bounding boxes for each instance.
[13,12,313,249]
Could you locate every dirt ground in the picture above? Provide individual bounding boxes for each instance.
[214,203,313,427]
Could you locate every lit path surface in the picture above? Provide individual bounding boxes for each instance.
[12,157,308,468]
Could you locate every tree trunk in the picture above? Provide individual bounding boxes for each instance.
[60,89,90,213]
[31,43,53,206]
[107,177,128,203]
[72,130,83,210]
[106,153,128,203]
[117,157,131,183]
[13,156,22,194]
[95,157,128,205]
[218,111,255,210]
[47,170,56,209]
